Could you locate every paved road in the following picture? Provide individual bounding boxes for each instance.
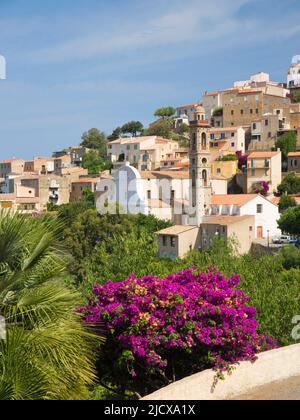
[232,376,300,400]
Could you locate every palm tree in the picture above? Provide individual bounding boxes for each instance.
[0,210,100,400]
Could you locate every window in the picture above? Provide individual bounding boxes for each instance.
[192,133,196,149]
[221,205,230,215]
[134,144,138,150]
[232,205,240,215]
[202,170,208,187]
[192,170,196,187]
[201,132,207,148]
[231,132,235,137]
[257,204,263,214]
[250,109,253,114]
[163,236,167,247]
[221,133,226,140]
[217,168,221,174]
[231,142,235,147]
[147,190,151,199]
[231,110,234,116]
[170,237,176,248]
[211,205,220,215]
[265,119,269,126]
[256,108,259,114]
[127,145,130,150]
[210,134,215,140]
[241,109,244,115]
[268,132,272,138]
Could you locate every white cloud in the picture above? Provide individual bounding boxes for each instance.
[29,0,251,61]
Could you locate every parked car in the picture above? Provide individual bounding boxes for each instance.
[272,235,291,245]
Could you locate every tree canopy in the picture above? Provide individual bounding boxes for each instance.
[82,150,112,174]
[278,205,300,236]
[154,106,176,119]
[81,128,107,157]
[107,127,122,141]
[292,91,300,104]
[275,132,297,162]
[0,210,99,400]
[279,195,297,213]
[121,121,144,137]
[278,173,300,195]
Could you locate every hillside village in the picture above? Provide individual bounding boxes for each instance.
[1,57,300,258]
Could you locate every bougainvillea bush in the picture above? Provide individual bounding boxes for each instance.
[81,268,277,398]
[252,180,270,196]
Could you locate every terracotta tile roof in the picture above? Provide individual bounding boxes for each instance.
[16,197,40,204]
[204,91,220,97]
[247,151,281,159]
[176,101,202,110]
[157,225,199,235]
[0,194,16,200]
[147,199,172,209]
[210,126,244,132]
[140,170,190,180]
[202,215,254,225]
[288,152,300,157]
[72,177,100,184]
[270,197,280,204]
[153,170,190,179]
[0,159,24,164]
[211,194,257,206]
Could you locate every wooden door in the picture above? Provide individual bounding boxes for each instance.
[257,226,263,239]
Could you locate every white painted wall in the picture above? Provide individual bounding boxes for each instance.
[240,195,281,238]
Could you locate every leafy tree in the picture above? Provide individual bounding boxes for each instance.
[108,127,122,141]
[134,214,172,234]
[0,210,99,400]
[145,118,174,138]
[83,187,95,206]
[217,154,237,162]
[292,91,300,104]
[275,132,297,162]
[121,121,144,137]
[278,205,300,235]
[212,106,223,117]
[176,123,190,135]
[278,173,300,195]
[280,245,300,269]
[279,195,297,213]
[81,128,107,157]
[154,106,176,119]
[82,150,112,174]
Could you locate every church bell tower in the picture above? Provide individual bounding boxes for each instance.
[189,106,212,226]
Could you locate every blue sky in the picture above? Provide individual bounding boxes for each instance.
[0,0,300,159]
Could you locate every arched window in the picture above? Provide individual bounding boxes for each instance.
[192,133,197,150]
[192,170,196,187]
[201,132,207,148]
[202,170,208,187]
[202,158,207,165]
